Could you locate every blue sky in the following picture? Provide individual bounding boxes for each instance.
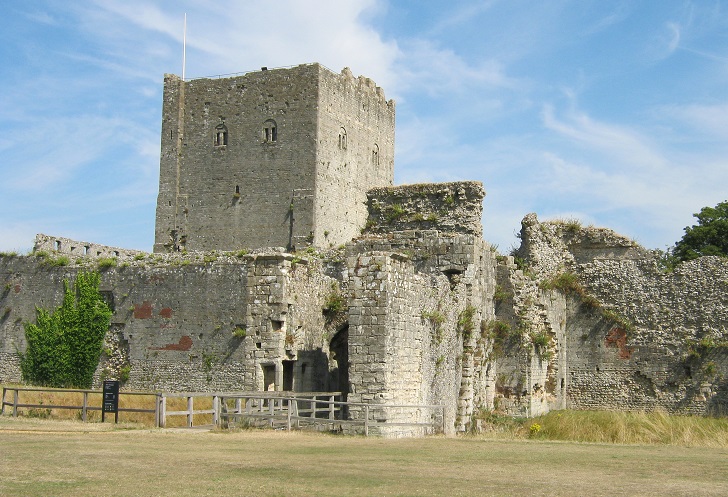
[1,1,727,253]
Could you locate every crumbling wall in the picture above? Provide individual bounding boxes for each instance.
[34,234,144,259]
[347,180,497,434]
[493,256,568,417]
[0,250,339,393]
[500,214,728,416]
[364,182,484,237]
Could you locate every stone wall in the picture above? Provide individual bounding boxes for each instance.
[314,66,395,248]
[364,182,484,237]
[347,180,496,433]
[0,251,341,394]
[34,234,145,259]
[154,65,320,252]
[4,186,728,435]
[154,64,395,253]
[495,214,728,416]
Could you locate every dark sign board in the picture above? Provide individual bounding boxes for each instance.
[102,380,120,422]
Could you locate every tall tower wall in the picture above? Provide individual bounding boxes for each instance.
[313,67,395,247]
[154,63,395,253]
[154,64,321,252]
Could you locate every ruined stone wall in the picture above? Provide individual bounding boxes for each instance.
[34,234,145,259]
[314,67,395,248]
[346,180,497,433]
[364,182,484,238]
[493,257,568,417]
[0,251,340,394]
[500,214,728,415]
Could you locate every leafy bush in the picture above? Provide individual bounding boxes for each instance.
[20,271,112,388]
[422,309,447,342]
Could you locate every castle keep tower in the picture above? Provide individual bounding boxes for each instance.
[154,63,395,253]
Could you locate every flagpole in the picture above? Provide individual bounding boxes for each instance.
[182,13,187,81]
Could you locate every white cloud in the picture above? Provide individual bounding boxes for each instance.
[3,116,143,190]
[660,103,728,139]
[665,22,681,54]
[395,39,520,101]
[83,0,400,93]
[542,103,666,171]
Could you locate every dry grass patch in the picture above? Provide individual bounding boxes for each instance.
[529,410,728,447]
[1,417,728,496]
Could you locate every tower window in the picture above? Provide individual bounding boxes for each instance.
[214,119,228,147]
[372,143,379,166]
[263,119,277,143]
[338,127,347,150]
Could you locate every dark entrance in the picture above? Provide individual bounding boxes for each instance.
[328,325,349,401]
[262,364,276,391]
[282,360,294,391]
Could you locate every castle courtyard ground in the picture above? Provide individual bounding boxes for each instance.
[1,417,726,496]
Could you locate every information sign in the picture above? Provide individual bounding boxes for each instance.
[102,380,120,423]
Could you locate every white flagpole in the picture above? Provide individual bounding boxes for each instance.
[182,13,187,81]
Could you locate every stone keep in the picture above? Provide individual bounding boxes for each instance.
[154,63,395,253]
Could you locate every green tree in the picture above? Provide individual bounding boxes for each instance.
[21,271,112,388]
[673,200,728,262]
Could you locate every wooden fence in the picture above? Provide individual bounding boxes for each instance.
[218,393,445,436]
[1,386,160,424]
[2,387,445,436]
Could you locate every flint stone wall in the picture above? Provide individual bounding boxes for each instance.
[0,252,340,394]
[497,214,728,416]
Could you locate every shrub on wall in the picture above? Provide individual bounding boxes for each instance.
[20,271,112,388]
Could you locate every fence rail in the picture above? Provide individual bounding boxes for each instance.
[1,386,160,424]
[2,387,445,436]
[215,393,444,436]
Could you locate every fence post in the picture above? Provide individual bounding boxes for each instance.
[329,395,335,420]
[213,395,219,426]
[0,387,6,415]
[364,405,369,436]
[286,398,291,431]
[268,397,274,427]
[154,395,160,428]
[82,392,88,422]
[187,396,193,427]
[13,389,19,417]
[312,396,317,419]
[159,395,166,428]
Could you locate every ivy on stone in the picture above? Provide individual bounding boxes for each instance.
[21,271,112,388]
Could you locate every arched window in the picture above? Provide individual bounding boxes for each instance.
[338,127,347,150]
[263,119,277,143]
[214,120,228,147]
[372,143,379,166]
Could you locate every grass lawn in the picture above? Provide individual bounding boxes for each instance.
[2,416,727,496]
